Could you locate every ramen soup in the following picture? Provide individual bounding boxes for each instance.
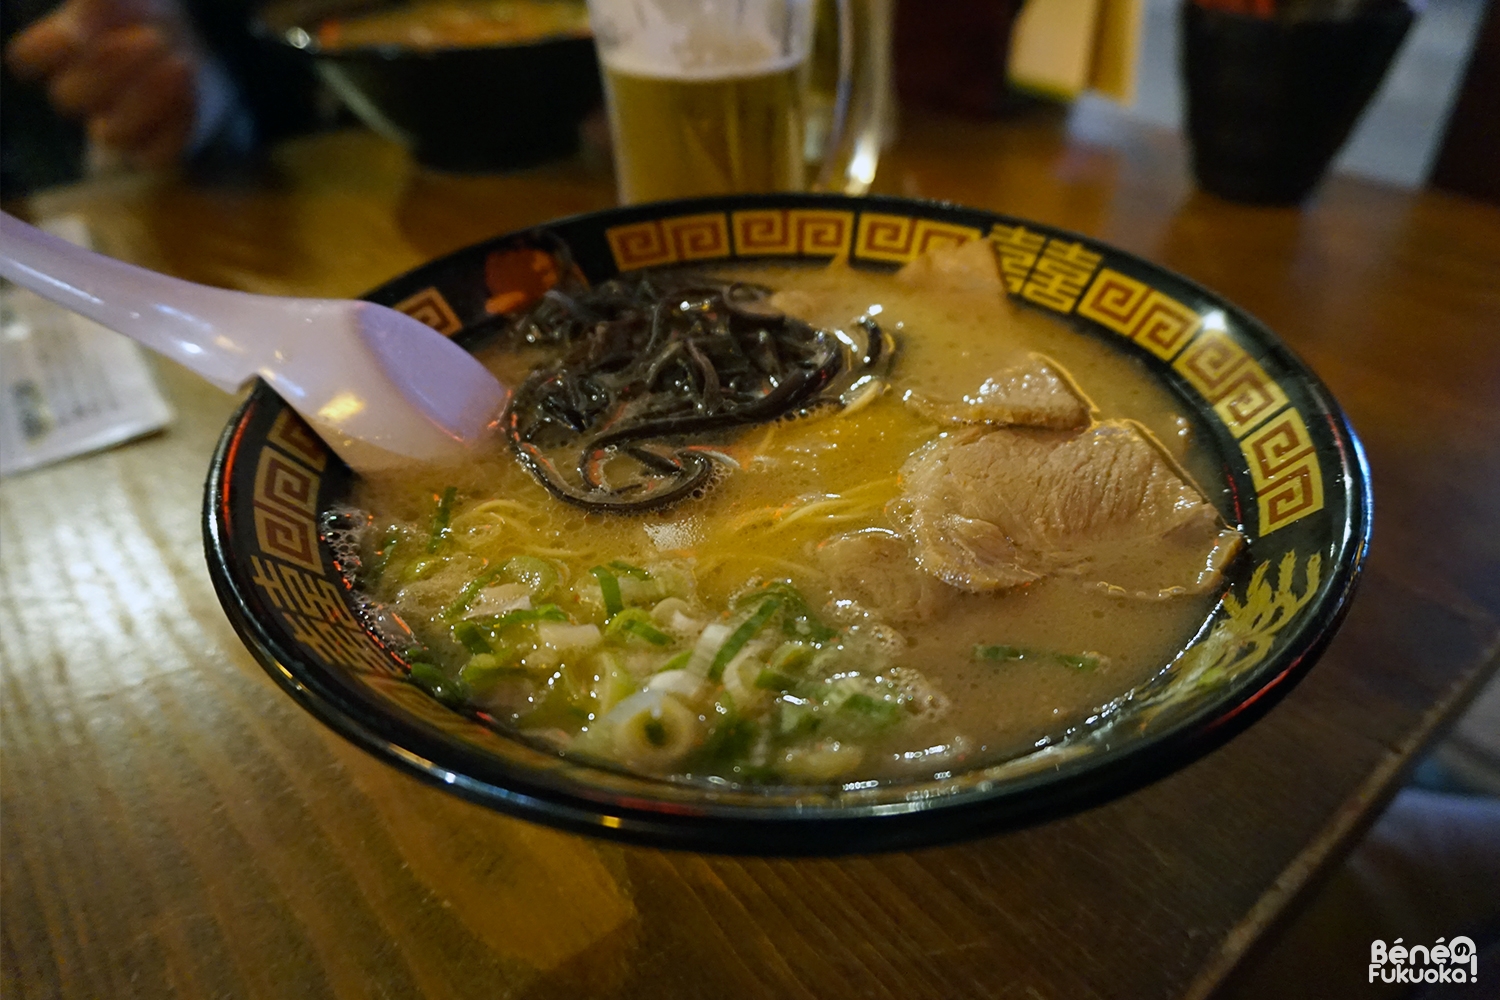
[315,0,589,52]
[338,240,1245,785]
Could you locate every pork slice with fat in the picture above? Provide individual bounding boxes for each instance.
[898,421,1243,598]
[814,529,955,625]
[906,353,1093,431]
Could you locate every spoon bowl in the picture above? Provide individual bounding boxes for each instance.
[0,212,508,473]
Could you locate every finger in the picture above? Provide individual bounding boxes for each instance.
[128,106,193,168]
[5,12,87,80]
[89,53,194,154]
[6,0,170,80]
[48,24,170,117]
[66,0,160,34]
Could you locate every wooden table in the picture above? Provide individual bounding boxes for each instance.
[4,110,1498,1000]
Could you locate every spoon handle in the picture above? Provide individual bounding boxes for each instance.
[0,211,265,391]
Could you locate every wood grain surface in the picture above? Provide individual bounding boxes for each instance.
[3,110,1498,1000]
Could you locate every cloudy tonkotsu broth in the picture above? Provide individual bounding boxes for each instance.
[344,241,1240,784]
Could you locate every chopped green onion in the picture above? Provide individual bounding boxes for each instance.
[974,644,1026,662]
[459,654,527,694]
[606,608,672,646]
[399,556,440,583]
[736,581,837,643]
[427,486,457,553]
[974,644,1099,671]
[658,650,693,673]
[754,668,798,692]
[442,561,507,620]
[469,603,570,633]
[775,701,820,738]
[503,555,559,597]
[698,712,758,763]
[407,661,469,708]
[768,641,814,674]
[607,560,652,580]
[591,565,623,617]
[451,619,493,655]
[365,526,400,582]
[709,597,781,681]
[839,692,899,724]
[1057,653,1100,672]
[642,717,669,747]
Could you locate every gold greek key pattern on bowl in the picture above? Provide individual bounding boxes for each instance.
[253,447,319,517]
[1021,239,1102,313]
[1241,409,1325,534]
[853,213,981,264]
[606,214,731,270]
[266,409,327,472]
[252,504,322,574]
[988,223,1047,293]
[1173,328,1289,437]
[1076,268,1201,360]
[394,286,463,336]
[732,209,854,257]
[251,440,323,573]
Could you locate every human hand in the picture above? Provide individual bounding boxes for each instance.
[6,0,200,168]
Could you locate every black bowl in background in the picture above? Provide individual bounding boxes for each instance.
[257,0,603,172]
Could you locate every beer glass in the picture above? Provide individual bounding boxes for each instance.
[585,0,883,204]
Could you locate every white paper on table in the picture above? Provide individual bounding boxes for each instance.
[0,216,175,478]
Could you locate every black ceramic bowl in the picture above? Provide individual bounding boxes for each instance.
[257,0,602,171]
[204,194,1371,853]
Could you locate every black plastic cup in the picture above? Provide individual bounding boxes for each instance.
[1181,1,1414,204]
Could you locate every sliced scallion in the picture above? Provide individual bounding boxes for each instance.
[606,608,672,646]
[591,565,624,617]
[607,560,652,580]
[427,486,457,553]
[470,603,570,633]
[709,597,781,681]
[407,661,469,708]
[451,619,493,655]
[442,561,506,621]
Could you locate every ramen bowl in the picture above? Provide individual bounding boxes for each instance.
[257,0,602,171]
[204,194,1371,853]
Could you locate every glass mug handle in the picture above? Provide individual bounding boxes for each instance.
[811,0,892,195]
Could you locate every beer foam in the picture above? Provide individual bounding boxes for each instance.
[602,46,804,81]
[593,0,810,81]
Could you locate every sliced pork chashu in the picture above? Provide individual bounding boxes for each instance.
[894,235,1007,294]
[814,529,954,626]
[906,353,1094,431]
[898,420,1243,598]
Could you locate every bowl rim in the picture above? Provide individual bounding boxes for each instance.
[253,0,595,58]
[203,192,1373,853]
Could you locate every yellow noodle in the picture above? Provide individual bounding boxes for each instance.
[840,477,898,496]
[775,497,857,527]
[698,552,827,583]
[469,498,535,516]
[520,546,589,559]
[839,379,886,416]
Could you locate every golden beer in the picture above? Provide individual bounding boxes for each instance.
[603,61,806,204]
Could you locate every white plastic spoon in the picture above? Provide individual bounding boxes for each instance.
[0,211,508,473]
